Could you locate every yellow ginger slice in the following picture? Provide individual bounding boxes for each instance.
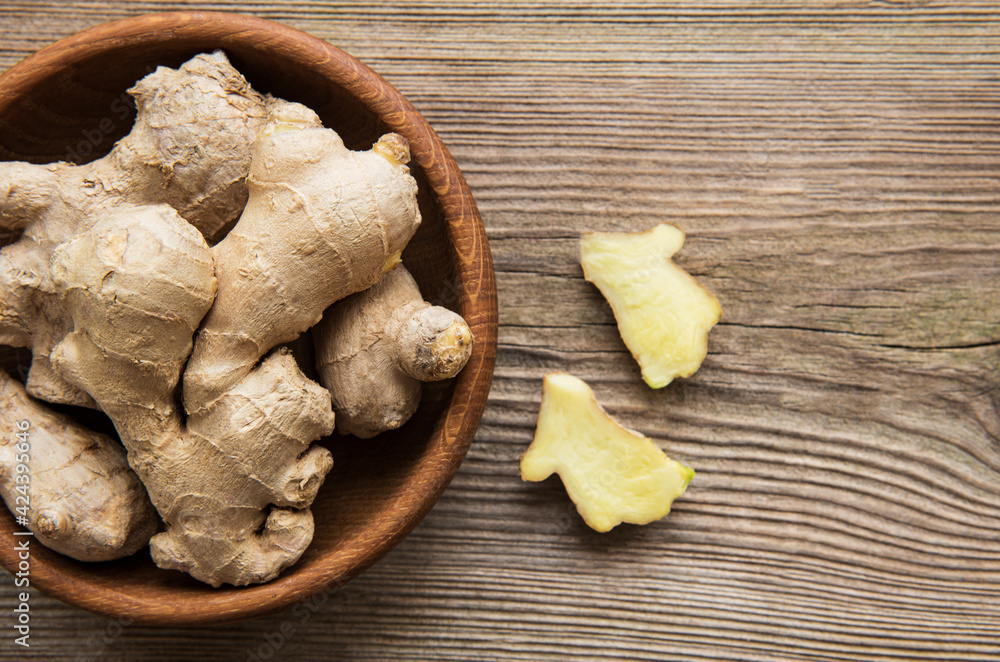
[520,372,694,532]
[580,224,721,388]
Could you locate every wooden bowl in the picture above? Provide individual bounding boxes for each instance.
[0,12,497,625]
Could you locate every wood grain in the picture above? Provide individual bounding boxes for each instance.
[1,0,999,659]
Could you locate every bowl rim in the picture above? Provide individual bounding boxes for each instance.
[0,11,497,626]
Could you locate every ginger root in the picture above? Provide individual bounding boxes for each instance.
[0,51,267,408]
[183,100,422,413]
[0,370,158,561]
[580,224,721,388]
[313,264,474,438]
[0,53,437,586]
[520,373,694,532]
[0,55,345,586]
[49,197,335,587]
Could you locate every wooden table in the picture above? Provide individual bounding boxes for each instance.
[1,2,998,659]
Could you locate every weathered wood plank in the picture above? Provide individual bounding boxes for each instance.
[1,1,999,660]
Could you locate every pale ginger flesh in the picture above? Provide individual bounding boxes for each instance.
[580,224,721,389]
[313,264,474,438]
[520,373,694,532]
[0,370,159,561]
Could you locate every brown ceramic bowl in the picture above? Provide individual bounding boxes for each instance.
[0,12,497,625]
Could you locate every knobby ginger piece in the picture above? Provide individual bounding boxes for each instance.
[183,100,422,413]
[314,264,474,439]
[580,224,721,388]
[0,370,158,561]
[520,373,694,532]
[0,51,268,409]
[50,204,334,586]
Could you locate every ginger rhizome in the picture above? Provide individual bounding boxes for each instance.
[0,51,267,409]
[580,224,721,389]
[0,51,473,586]
[0,370,158,561]
[183,100,422,413]
[314,264,474,438]
[48,204,337,586]
[520,373,694,532]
